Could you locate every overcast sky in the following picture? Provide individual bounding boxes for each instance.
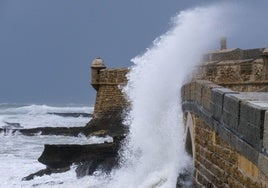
[0,1,267,105]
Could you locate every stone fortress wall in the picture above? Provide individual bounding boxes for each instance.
[90,38,268,187]
[182,39,268,187]
[91,58,128,118]
[181,81,268,187]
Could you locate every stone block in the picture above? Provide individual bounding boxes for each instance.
[223,94,240,130]
[195,81,204,105]
[222,126,259,165]
[181,85,186,101]
[238,143,259,166]
[211,88,238,122]
[238,120,262,150]
[264,111,268,152]
[238,154,259,179]
[201,82,221,111]
[233,92,268,101]
[240,101,268,129]
[223,112,239,131]
[258,153,268,177]
[183,83,191,101]
[190,81,197,101]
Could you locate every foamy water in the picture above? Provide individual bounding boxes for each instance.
[0,104,103,187]
[0,104,93,128]
[2,1,265,187]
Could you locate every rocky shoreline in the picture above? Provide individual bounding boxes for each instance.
[0,110,193,186]
[0,109,128,181]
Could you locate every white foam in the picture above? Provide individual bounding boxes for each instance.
[105,3,236,188]
[0,104,93,128]
[0,134,112,187]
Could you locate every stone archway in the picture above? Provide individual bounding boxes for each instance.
[184,112,195,157]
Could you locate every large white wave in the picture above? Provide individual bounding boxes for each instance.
[105,3,236,188]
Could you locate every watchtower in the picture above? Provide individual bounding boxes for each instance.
[91,57,106,90]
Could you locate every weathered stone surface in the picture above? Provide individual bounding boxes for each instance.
[38,136,123,169]
[222,94,240,130]
[0,126,85,136]
[32,135,125,180]
[264,110,268,152]
[258,153,268,178]
[211,87,238,121]
[180,46,268,187]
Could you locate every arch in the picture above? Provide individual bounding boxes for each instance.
[184,112,195,157]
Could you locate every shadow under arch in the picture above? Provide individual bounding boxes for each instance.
[184,112,195,157]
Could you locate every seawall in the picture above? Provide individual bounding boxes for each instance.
[90,45,268,187]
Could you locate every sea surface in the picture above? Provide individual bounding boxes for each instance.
[0,104,112,188]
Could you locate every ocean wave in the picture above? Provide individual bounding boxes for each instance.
[0,104,94,115]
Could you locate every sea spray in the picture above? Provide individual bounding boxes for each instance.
[106,4,234,188]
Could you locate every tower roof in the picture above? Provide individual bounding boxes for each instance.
[91,57,106,68]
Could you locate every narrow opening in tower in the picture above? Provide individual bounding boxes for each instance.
[185,128,193,157]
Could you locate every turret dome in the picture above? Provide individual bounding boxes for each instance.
[91,57,106,68]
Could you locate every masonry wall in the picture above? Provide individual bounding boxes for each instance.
[193,113,268,187]
[197,49,267,92]
[198,60,266,91]
[182,80,268,187]
[93,68,129,118]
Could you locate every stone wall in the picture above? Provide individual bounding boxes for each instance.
[193,113,268,187]
[197,48,267,92]
[92,68,129,118]
[203,48,264,62]
[181,80,268,187]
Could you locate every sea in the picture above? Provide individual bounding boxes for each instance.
[0,104,112,187]
[0,1,255,188]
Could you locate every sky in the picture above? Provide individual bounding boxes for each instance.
[0,0,267,105]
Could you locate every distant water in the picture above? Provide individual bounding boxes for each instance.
[0,104,93,129]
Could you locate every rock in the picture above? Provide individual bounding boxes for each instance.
[18,108,128,180]
[22,167,70,181]
[0,115,127,138]
[16,127,85,137]
[37,136,124,178]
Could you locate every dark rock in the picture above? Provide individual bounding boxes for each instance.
[0,114,127,138]
[38,136,123,172]
[19,108,128,179]
[17,127,85,137]
[22,167,70,181]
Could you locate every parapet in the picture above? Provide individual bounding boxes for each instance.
[196,47,268,92]
[181,80,268,186]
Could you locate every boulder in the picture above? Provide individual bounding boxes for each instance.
[36,136,124,178]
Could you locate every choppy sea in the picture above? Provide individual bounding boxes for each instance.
[0,104,113,187]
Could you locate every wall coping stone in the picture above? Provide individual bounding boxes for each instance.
[181,80,268,176]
